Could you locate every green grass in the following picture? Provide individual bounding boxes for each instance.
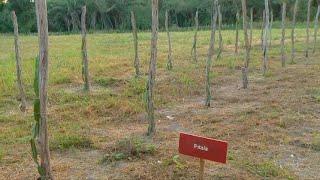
[245,160,294,179]
[50,134,93,151]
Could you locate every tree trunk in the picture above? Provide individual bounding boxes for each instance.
[217,4,223,59]
[313,4,320,53]
[11,11,27,112]
[263,0,270,75]
[146,0,158,136]
[241,0,251,89]
[261,10,266,50]
[269,6,273,48]
[191,10,199,62]
[205,0,218,107]
[235,11,240,54]
[291,0,299,64]
[305,0,312,62]
[131,11,140,76]
[249,8,253,49]
[165,10,173,70]
[34,0,53,179]
[281,2,287,67]
[81,6,90,91]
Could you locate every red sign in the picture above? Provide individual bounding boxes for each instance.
[179,133,228,164]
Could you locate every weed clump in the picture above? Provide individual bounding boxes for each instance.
[101,136,156,164]
[51,134,93,150]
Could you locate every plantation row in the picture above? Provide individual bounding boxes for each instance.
[6,0,319,179]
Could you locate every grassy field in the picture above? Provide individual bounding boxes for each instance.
[0,28,320,179]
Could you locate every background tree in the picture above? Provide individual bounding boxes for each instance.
[281,0,287,67]
[242,0,251,89]
[165,10,173,70]
[81,6,90,92]
[146,0,158,136]
[291,0,299,64]
[313,0,320,53]
[235,11,240,54]
[131,11,140,76]
[305,0,313,62]
[217,3,223,59]
[191,10,199,62]
[263,0,270,75]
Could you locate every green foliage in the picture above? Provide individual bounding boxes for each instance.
[50,134,93,150]
[162,155,186,170]
[101,136,156,164]
[245,160,294,179]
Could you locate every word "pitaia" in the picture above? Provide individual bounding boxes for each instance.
[194,144,208,152]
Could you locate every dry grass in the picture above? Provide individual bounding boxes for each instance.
[0,28,320,179]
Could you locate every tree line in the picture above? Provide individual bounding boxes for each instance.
[1,0,319,33]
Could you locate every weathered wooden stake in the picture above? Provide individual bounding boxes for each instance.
[191,10,199,62]
[146,0,158,136]
[34,0,53,178]
[81,6,90,91]
[131,11,140,76]
[263,0,270,75]
[165,10,173,70]
[235,11,240,54]
[217,4,223,59]
[241,0,251,89]
[205,0,218,107]
[281,1,287,67]
[291,0,299,64]
[313,1,320,54]
[305,0,313,62]
[11,11,27,112]
[199,159,205,180]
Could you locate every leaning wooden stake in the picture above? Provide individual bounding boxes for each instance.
[313,1,320,53]
[11,11,27,112]
[81,6,90,91]
[217,4,223,59]
[191,10,199,62]
[241,0,251,89]
[131,11,140,76]
[146,0,158,136]
[291,0,299,64]
[34,0,53,178]
[235,11,240,54]
[205,0,218,107]
[249,8,253,49]
[199,159,205,180]
[263,0,270,75]
[281,1,287,67]
[305,0,313,62]
[165,10,173,70]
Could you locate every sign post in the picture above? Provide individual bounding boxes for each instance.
[178,133,228,179]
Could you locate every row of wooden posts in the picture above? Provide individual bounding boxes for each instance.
[9,0,319,179]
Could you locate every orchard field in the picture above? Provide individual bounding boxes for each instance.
[0,28,320,179]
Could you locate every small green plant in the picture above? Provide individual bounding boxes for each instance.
[162,155,186,170]
[311,89,320,102]
[94,77,120,87]
[101,136,156,164]
[51,134,93,150]
[312,133,320,151]
[245,160,293,179]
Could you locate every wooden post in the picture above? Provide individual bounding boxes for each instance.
[241,0,251,89]
[291,0,299,64]
[261,10,266,50]
[131,11,140,76]
[263,0,270,75]
[205,0,218,107]
[235,11,240,54]
[217,4,223,59]
[34,0,53,179]
[313,2,320,54]
[249,8,253,49]
[305,0,313,62]
[146,0,158,136]
[81,6,90,91]
[165,10,173,70]
[199,159,205,180]
[11,11,27,112]
[281,2,287,67]
[191,10,199,62]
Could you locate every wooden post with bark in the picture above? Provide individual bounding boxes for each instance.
[263,0,270,75]
[34,0,53,178]
[305,0,313,62]
[11,11,27,112]
[81,6,90,91]
[165,10,173,70]
[146,0,158,136]
[291,0,299,64]
[131,11,140,76]
[281,1,287,67]
[241,0,251,89]
[205,0,218,107]
[235,11,240,54]
[191,10,199,62]
[217,4,223,59]
[313,0,320,53]
[249,8,253,49]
